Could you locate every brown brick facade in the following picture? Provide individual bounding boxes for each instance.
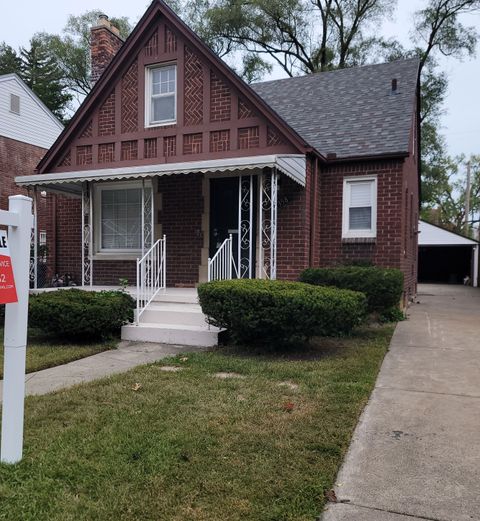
[157,174,204,286]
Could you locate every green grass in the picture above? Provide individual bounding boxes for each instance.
[0,328,116,379]
[0,325,394,521]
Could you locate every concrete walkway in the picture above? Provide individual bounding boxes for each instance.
[0,341,205,399]
[322,284,480,521]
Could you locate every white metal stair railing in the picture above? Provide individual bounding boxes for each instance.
[208,234,237,281]
[136,235,166,325]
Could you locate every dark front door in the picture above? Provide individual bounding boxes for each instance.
[209,177,239,258]
[209,176,257,278]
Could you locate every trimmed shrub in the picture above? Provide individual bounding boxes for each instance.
[198,279,367,345]
[299,266,404,313]
[29,289,135,341]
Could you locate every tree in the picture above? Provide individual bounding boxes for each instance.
[0,43,22,75]
[37,10,132,99]
[422,155,480,235]
[178,0,397,78]
[19,37,72,120]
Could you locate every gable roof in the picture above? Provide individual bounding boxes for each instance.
[419,220,479,246]
[36,0,311,174]
[0,73,63,131]
[252,59,420,159]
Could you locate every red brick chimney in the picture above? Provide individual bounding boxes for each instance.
[90,14,123,85]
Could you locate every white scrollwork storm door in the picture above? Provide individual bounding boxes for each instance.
[258,169,278,279]
[238,175,254,278]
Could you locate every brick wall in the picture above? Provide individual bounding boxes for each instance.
[0,136,45,208]
[318,158,417,301]
[277,174,310,279]
[157,174,204,286]
[91,21,123,84]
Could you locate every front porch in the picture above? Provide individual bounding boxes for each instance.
[22,154,307,290]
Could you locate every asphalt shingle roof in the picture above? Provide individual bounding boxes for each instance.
[252,59,420,159]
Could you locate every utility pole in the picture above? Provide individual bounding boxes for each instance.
[465,160,471,235]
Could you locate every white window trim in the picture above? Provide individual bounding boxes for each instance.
[342,175,377,239]
[93,180,152,258]
[145,63,177,128]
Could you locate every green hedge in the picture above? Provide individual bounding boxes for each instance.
[299,266,404,312]
[29,289,135,341]
[198,279,367,345]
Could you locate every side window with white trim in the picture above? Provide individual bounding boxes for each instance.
[342,177,377,238]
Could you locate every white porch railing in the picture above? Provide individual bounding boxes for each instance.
[208,234,236,281]
[136,235,166,324]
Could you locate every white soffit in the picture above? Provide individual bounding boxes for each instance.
[16,154,307,194]
[419,220,478,246]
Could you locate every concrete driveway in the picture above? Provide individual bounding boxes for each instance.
[322,284,480,521]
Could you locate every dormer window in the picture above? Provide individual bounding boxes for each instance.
[145,64,176,127]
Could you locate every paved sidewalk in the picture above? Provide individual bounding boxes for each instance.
[322,284,480,521]
[0,341,205,399]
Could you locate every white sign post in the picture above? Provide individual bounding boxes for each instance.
[0,195,32,464]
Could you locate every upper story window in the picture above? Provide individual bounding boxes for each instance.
[10,94,20,115]
[342,176,377,239]
[145,64,176,127]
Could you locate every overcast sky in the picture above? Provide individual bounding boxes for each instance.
[1,0,479,158]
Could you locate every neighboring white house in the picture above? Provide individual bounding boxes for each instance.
[0,73,63,149]
[418,220,479,287]
[0,73,63,288]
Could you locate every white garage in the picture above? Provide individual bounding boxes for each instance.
[418,220,479,287]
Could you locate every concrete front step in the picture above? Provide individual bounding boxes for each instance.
[121,322,220,347]
[140,303,207,327]
[152,288,199,305]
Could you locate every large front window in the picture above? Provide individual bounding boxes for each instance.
[146,64,176,126]
[94,182,148,254]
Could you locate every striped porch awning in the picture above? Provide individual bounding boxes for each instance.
[16,154,306,196]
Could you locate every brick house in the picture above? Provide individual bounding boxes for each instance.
[0,73,63,285]
[17,1,420,338]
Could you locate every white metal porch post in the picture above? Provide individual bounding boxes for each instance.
[141,179,154,255]
[81,181,93,286]
[238,175,254,278]
[258,169,278,279]
[29,186,38,289]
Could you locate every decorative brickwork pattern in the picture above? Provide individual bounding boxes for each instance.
[238,98,255,119]
[144,138,158,159]
[121,60,138,133]
[80,120,93,138]
[58,150,71,167]
[210,71,231,122]
[183,133,203,155]
[163,136,176,157]
[98,143,115,163]
[210,130,230,152]
[238,127,259,149]
[165,26,177,53]
[98,90,116,136]
[76,145,93,165]
[267,126,284,146]
[184,47,204,126]
[144,31,158,56]
[121,140,138,161]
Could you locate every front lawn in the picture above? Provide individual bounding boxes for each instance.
[0,328,116,379]
[0,325,394,521]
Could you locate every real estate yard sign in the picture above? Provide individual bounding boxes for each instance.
[0,196,32,465]
[0,231,18,304]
